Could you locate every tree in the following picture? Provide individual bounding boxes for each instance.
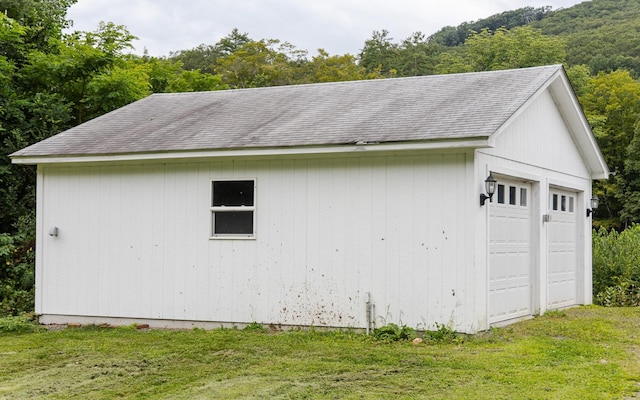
[216,39,304,88]
[358,30,398,77]
[396,32,442,76]
[302,49,371,83]
[436,27,566,73]
[170,28,252,74]
[579,70,640,225]
[428,6,553,47]
[166,69,226,92]
[84,61,151,115]
[22,22,144,122]
[0,0,76,54]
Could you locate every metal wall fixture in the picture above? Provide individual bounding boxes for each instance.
[480,172,497,206]
[586,196,599,217]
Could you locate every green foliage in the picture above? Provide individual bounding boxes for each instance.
[592,226,640,306]
[0,214,35,316]
[0,0,76,54]
[242,322,268,333]
[532,0,640,76]
[23,22,143,123]
[372,323,416,342]
[358,29,399,77]
[84,62,151,115]
[577,69,640,225]
[170,28,251,74]
[166,69,226,92]
[424,322,459,343]
[396,32,442,76]
[0,314,39,333]
[216,39,307,88]
[435,27,566,73]
[303,49,376,83]
[428,6,553,47]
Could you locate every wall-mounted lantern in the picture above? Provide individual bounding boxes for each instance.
[480,172,497,206]
[586,196,599,217]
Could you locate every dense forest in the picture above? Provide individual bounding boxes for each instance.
[1,0,640,314]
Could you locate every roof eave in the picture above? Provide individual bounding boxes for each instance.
[11,137,492,165]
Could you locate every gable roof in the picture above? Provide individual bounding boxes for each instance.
[10,65,608,178]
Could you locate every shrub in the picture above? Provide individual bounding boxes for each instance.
[0,213,36,316]
[373,323,416,342]
[592,225,640,306]
[0,314,40,333]
[424,322,458,343]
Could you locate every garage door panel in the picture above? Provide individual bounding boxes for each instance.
[547,188,578,308]
[489,180,532,324]
[489,285,530,320]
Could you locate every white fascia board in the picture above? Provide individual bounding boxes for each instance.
[11,138,492,165]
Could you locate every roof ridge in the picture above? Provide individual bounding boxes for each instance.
[150,65,564,97]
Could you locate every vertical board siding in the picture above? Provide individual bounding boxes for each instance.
[39,151,472,330]
[487,90,589,178]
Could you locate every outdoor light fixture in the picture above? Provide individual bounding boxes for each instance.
[480,172,497,206]
[586,196,599,217]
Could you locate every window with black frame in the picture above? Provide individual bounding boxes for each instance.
[210,180,255,238]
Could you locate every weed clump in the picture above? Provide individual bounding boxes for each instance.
[0,314,41,333]
[423,322,459,343]
[243,322,268,333]
[373,323,416,342]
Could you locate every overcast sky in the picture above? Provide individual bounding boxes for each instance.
[65,0,586,58]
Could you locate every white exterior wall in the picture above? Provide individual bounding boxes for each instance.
[476,88,593,326]
[36,151,480,332]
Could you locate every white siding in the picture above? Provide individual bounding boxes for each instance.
[37,151,476,331]
[486,89,590,179]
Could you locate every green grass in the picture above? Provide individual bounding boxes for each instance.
[1,307,640,399]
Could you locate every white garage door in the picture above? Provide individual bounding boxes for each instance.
[489,179,533,324]
[547,188,579,309]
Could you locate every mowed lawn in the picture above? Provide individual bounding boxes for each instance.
[1,306,640,399]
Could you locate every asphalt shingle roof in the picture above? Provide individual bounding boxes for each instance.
[11,65,562,158]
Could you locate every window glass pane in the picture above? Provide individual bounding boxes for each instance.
[561,195,566,212]
[214,211,253,234]
[520,188,527,207]
[213,181,254,206]
[497,184,505,204]
[552,194,558,210]
[509,186,516,205]
[569,196,574,213]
